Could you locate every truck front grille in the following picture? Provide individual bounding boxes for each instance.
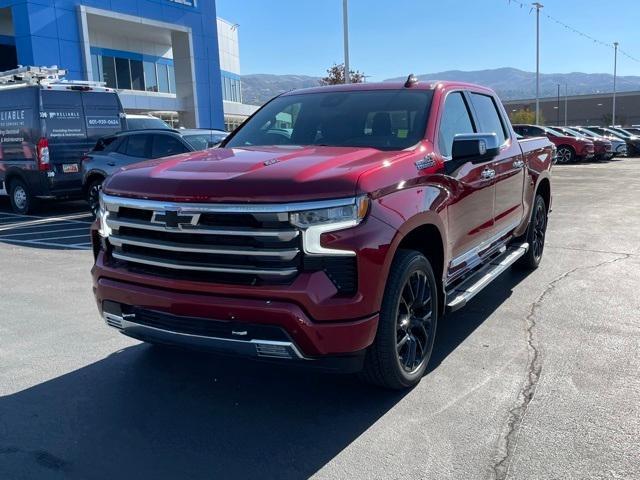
[103,196,302,285]
[101,194,359,292]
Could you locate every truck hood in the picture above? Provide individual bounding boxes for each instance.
[102,145,401,202]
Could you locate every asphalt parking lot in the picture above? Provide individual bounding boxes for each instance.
[1,159,639,480]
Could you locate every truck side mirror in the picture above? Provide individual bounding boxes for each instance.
[452,133,500,164]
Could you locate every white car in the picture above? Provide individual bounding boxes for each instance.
[572,127,627,158]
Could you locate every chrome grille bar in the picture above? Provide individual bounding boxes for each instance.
[112,251,298,277]
[106,217,299,241]
[109,235,299,260]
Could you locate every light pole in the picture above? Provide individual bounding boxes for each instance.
[556,83,560,125]
[564,84,568,126]
[533,2,543,124]
[612,41,619,126]
[343,0,350,84]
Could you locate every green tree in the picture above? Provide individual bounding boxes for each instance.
[319,63,365,85]
[510,108,544,125]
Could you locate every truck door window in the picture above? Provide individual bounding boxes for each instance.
[438,92,475,158]
[469,93,507,145]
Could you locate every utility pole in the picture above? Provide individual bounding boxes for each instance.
[564,84,568,126]
[533,2,543,124]
[557,83,560,125]
[343,0,350,84]
[612,41,619,126]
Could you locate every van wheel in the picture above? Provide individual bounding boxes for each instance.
[515,194,547,270]
[86,177,104,218]
[9,179,36,215]
[360,250,438,390]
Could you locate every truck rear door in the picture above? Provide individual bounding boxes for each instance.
[468,92,525,238]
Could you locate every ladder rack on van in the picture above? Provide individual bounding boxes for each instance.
[0,66,112,92]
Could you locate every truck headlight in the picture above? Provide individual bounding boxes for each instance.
[290,196,369,256]
[97,192,112,238]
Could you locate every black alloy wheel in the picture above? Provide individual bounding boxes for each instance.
[360,250,438,389]
[396,271,434,373]
[515,194,548,270]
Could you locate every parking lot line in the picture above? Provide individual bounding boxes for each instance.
[1,238,90,250]
[29,233,90,242]
[0,216,92,232]
[0,226,89,238]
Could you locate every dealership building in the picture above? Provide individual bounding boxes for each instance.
[504,91,640,127]
[0,0,256,129]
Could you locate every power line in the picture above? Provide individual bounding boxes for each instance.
[505,0,640,63]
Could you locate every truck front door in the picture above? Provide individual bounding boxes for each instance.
[467,92,525,237]
[436,90,496,278]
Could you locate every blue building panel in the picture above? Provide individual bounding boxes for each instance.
[3,0,224,130]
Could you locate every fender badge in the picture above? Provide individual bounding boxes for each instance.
[415,155,435,170]
[264,158,279,166]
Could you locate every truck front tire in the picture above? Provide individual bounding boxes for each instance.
[361,250,438,389]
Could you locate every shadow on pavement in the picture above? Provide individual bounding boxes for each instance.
[0,267,531,480]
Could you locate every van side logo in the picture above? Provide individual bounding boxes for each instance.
[150,210,200,230]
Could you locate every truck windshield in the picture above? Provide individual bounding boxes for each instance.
[224,89,434,151]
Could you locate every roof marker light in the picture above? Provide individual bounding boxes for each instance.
[404,74,418,88]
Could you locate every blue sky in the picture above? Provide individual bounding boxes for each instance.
[215,0,640,80]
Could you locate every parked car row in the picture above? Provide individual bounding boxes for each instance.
[513,123,640,163]
[0,68,227,215]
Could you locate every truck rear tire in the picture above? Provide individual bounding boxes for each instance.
[9,178,37,215]
[360,250,438,390]
[515,194,547,270]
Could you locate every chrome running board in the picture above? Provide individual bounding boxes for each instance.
[446,242,529,312]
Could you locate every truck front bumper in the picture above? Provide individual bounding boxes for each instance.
[94,276,378,373]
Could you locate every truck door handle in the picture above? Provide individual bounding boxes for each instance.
[513,160,525,168]
[481,168,496,179]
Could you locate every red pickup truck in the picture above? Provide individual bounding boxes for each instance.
[91,78,554,389]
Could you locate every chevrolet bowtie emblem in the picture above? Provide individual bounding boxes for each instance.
[150,210,199,230]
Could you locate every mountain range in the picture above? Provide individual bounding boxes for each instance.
[241,68,640,106]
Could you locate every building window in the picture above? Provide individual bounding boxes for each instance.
[157,63,169,93]
[144,61,158,92]
[221,75,242,103]
[115,57,131,90]
[130,59,145,91]
[91,54,102,82]
[91,48,175,94]
[101,56,117,89]
[168,65,175,94]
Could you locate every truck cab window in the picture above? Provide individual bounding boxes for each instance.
[469,93,507,145]
[438,92,475,158]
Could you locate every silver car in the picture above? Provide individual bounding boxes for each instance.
[81,128,227,215]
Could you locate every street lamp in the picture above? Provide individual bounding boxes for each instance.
[613,41,619,126]
[343,0,350,84]
[556,83,560,125]
[533,2,544,124]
